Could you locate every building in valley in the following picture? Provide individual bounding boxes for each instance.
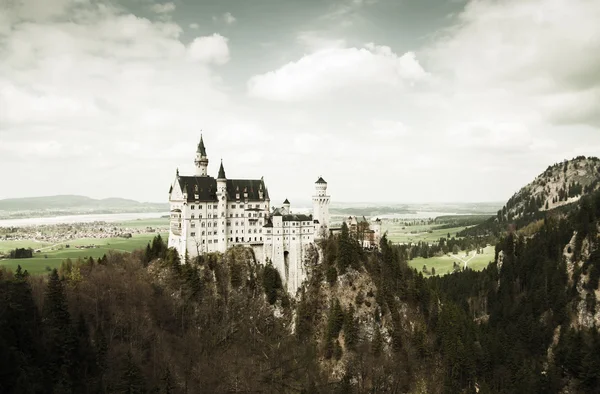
[168,136,330,293]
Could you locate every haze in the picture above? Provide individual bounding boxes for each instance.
[1,0,600,204]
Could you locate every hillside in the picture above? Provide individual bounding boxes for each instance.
[499,156,600,222]
[0,195,168,218]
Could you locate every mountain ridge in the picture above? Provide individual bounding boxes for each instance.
[0,195,167,212]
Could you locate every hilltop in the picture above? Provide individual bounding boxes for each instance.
[461,156,600,238]
[499,156,600,222]
[0,195,168,219]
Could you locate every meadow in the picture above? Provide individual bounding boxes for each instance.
[383,222,470,243]
[408,245,496,276]
[0,232,167,275]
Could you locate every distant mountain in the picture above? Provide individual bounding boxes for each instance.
[0,195,168,216]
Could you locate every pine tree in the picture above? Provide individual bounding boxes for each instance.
[118,351,146,394]
[43,269,75,392]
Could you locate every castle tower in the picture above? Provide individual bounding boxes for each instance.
[282,198,290,214]
[194,135,209,176]
[216,160,228,252]
[313,177,330,239]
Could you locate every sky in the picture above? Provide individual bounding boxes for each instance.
[1,0,600,204]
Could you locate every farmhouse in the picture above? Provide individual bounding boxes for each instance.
[167,136,331,293]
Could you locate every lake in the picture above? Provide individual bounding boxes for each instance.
[0,212,170,227]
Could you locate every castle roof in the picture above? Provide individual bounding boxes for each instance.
[316,176,327,184]
[218,160,226,179]
[175,175,268,202]
[282,214,312,222]
[197,135,207,156]
[283,198,290,204]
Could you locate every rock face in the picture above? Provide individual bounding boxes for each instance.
[498,156,600,222]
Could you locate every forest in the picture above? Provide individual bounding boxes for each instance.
[1,190,600,393]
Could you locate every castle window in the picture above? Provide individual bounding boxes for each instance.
[191,232,195,236]
[202,240,205,244]
[202,231,205,235]
[231,204,236,208]
[191,214,194,219]
[227,221,231,226]
[199,214,202,218]
[201,222,205,227]
[208,222,211,227]
[214,222,217,227]
[191,205,195,210]
[199,205,202,209]
[213,205,218,209]
[235,213,239,218]
[240,204,244,208]
[208,240,212,244]
[191,223,195,228]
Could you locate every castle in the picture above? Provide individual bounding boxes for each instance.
[168,136,330,293]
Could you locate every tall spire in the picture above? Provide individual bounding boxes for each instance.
[218,159,226,179]
[197,134,207,156]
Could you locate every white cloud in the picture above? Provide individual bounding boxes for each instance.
[296,31,346,51]
[189,23,199,29]
[212,12,236,25]
[0,1,232,200]
[247,44,428,101]
[151,2,176,14]
[187,33,230,65]
[371,120,409,139]
[426,0,600,126]
[223,12,236,25]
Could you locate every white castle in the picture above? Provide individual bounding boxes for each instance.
[168,136,330,293]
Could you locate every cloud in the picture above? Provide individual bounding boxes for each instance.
[371,120,410,139]
[187,33,230,64]
[212,12,236,25]
[189,23,199,29]
[426,0,600,126]
[0,0,232,199]
[296,31,346,51]
[151,2,176,14]
[247,44,428,101]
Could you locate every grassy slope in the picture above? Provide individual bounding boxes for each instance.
[0,232,168,275]
[408,245,495,276]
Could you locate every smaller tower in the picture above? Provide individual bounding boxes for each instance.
[216,160,228,252]
[195,135,209,177]
[313,177,330,239]
[283,198,290,214]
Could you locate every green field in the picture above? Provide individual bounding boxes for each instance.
[0,240,54,253]
[118,217,169,228]
[384,222,470,244]
[0,232,167,275]
[409,245,495,276]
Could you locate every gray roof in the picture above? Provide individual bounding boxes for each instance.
[282,214,313,222]
[176,176,269,202]
[197,135,207,156]
[218,161,226,179]
[316,177,327,184]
